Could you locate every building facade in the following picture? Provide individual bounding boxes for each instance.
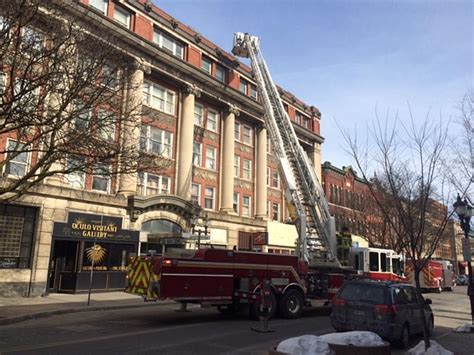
[0,0,324,296]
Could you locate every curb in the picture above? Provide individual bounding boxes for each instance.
[0,300,174,326]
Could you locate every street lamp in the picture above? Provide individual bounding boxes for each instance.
[453,194,474,326]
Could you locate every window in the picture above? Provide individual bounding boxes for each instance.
[0,72,5,95]
[192,142,202,166]
[233,155,240,178]
[201,56,212,74]
[140,125,173,158]
[206,110,218,132]
[194,103,204,126]
[239,78,248,95]
[13,79,39,115]
[65,156,85,189]
[89,0,108,14]
[113,4,131,28]
[369,252,379,272]
[266,167,270,186]
[303,117,311,129]
[242,195,251,216]
[138,172,170,196]
[205,146,216,170]
[102,65,118,89]
[153,30,184,59]
[191,183,200,205]
[4,140,29,177]
[97,109,115,140]
[92,164,110,192]
[266,136,272,154]
[22,27,44,52]
[272,203,280,221]
[295,111,303,125]
[143,81,176,115]
[271,170,280,188]
[216,65,226,83]
[204,187,215,210]
[243,159,252,180]
[234,121,241,141]
[233,193,239,213]
[243,125,253,146]
[380,253,387,272]
[250,85,258,100]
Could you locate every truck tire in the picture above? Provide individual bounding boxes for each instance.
[278,289,304,319]
[397,323,410,349]
[250,292,277,320]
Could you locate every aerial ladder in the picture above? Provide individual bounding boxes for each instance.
[232,33,339,268]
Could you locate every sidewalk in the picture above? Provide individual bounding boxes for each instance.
[0,291,172,325]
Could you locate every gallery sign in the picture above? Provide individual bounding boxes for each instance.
[53,212,139,242]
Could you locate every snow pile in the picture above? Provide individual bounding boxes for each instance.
[454,323,474,333]
[276,335,332,355]
[320,331,385,346]
[406,340,453,355]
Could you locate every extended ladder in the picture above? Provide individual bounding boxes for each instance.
[232,33,339,267]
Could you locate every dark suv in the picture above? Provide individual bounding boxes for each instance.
[331,280,434,348]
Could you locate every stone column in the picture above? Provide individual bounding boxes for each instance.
[312,142,322,183]
[177,84,200,199]
[220,105,239,212]
[118,59,148,196]
[255,125,267,219]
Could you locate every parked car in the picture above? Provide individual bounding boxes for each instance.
[456,275,469,286]
[331,279,434,349]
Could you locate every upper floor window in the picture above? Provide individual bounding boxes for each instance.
[243,159,252,180]
[192,142,202,166]
[206,110,218,132]
[73,100,92,131]
[295,111,303,125]
[271,170,280,188]
[216,65,226,83]
[234,155,240,178]
[22,27,44,52]
[243,125,253,146]
[194,103,204,126]
[191,183,200,205]
[113,4,131,29]
[138,172,170,196]
[271,202,280,221]
[102,64,119,89]
[201,56,212,75]
[153,29,184,59]
[234,121,241,141]
[205,146,216,170]
[204,187,215,210]
[303,116,311,129]
[239,78,248,95]
[92,164,110,193]
[250,85,258,100]
[140,125,173,158]
[143,81,176,115]
[4,140,29,177]
[97,109,116,141]
[242,195,251,217]
[65,155,85,189]
[89,0,108,14]
[233,193,239,213]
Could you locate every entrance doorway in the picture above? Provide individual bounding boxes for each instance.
[48,240,80,292]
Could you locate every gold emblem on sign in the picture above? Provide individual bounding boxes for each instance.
[86,245,107,263]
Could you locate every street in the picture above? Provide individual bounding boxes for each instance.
[0,286,471,355]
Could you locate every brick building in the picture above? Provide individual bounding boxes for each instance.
[0,0,324,296]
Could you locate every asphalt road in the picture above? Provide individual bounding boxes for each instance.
[0,286,470,355]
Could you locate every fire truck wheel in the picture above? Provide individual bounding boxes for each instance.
[435,281,442,293]
[250,292,277,320]
[279,289,304,319]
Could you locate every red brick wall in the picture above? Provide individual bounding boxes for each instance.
[228,71,239,90]
[188,46,201,68]
[135,14,153,41]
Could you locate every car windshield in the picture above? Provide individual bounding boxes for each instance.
[339,283,386,304]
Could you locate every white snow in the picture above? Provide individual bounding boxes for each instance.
[454,323,474,333]
[276,335,331,355]
[406,340,454,355]
[320,331,385,346]
[276,332,386,354]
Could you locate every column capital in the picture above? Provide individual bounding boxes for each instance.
[183,84,201,98]
[131,57,151,74]
[227,104,240,117]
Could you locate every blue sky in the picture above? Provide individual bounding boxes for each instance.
[153,0,473,169]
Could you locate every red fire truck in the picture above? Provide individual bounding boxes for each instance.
[126,33,356,318]
[405,259,455,293]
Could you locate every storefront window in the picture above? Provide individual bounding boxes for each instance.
[0,204,37,269]
[82,242,135,271]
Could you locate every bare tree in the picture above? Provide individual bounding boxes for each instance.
[0,0,164,202]
[342,107,454,349]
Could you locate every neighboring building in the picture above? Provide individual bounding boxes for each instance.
[446,219,469,275]
[0,0,324,296]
